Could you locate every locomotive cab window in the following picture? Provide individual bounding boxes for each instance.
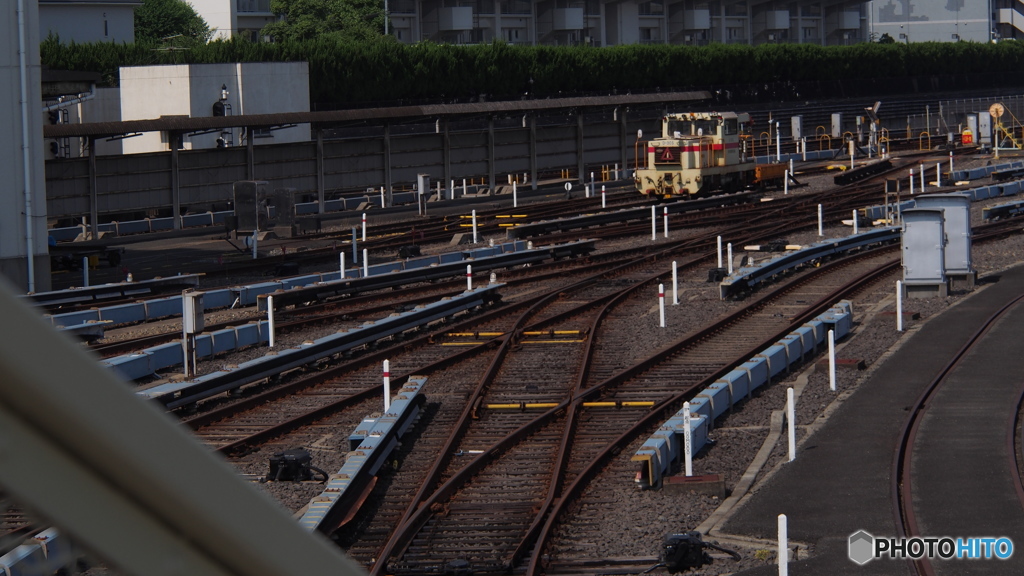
[666,120,692,137]
[694,120,717,137]
[724,119,738,135]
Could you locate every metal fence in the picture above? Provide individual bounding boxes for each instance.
[904,94,1024,141]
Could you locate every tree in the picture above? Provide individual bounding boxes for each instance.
[135,0,213,45]
[877,33,896,44]
[262,0,384,43]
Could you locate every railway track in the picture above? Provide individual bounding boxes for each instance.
[367,246,900,575]
[893,290,1024,576]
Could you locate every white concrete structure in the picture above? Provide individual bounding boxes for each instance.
[191,0,277,41]
[870,0,990,43]
[2,0,51,293]
[38,0,139,43]
[119,62,311,154]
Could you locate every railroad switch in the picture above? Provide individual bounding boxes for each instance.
[265,448,328,482]
[643,532,741,573]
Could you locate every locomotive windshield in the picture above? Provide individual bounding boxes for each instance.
[666,120,693,138]
[665,118,720,138]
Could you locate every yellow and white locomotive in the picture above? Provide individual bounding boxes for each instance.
[635,111,764,198]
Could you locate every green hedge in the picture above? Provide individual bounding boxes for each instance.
[41,36,1024,107]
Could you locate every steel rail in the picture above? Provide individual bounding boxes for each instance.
[892,291,1024,576]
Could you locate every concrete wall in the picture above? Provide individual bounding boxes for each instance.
[120,64,193,154]
[2,0,51,292]
[870,0,989,43]
[87,87,124,156]
[38,1,136,43]
[120,62,310,154]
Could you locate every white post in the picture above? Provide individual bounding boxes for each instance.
[651,205,657,241]
[362,249,368,277]
[852,209,858,234]
[601,185,606,208]
[472,209,478,244]
[450,179,455,200]
[513,180,518,208]
[614,163,619,180]
[828,329,836,391]
[380,186,385,208]
[683,401,693,476]
[849,139,855,169]
[466,264,473,291]
[802,137,807,161]
[727,243,734,274]
[897,280,904,332]
[663,207,669,238]
[936,163,941,187]
[787,388,796,461]
[778,514,789,576]
[949,151,954,177]
[590,171,594,195]
[776,121,781,160]
[251,230,258,260]
[789,158,794,177]
[82,257,89,287]
[910,169,915,195]
[784,170,789,195]
[340,252,346,279]
[462,178,467,197]
[817,204,824,236]
[489,272,496,284]
[383,359,391,412]
[361,212,367,241]
[267,294,275,348]
[717,236,723,268]
[672,261,679,305]
[920,164,925,192]
[658,283,665,328]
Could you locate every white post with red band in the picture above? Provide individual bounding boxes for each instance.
[383,359,391,412]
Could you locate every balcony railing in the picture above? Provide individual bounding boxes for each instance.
[237,0,271,13]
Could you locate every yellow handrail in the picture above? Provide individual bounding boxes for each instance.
[818,134,831,151]
[758,131,771,157]
[918,132,931,151]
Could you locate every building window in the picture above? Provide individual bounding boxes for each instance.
[725,2,746,17]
